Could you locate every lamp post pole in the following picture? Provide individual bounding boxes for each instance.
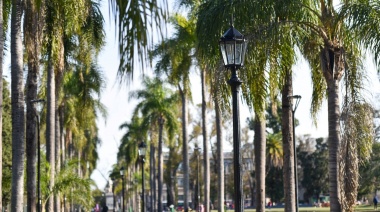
[37,109,41,212]
[120,167,125,212]
[139,142,147,212]
[288,95,301,212]
[230,66,244,212]
[142,158,145,212]
[219,20,247,211]
[31,99,45,212]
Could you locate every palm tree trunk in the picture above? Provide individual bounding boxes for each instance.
[59,105,65,164]
[25,48,38,212]
[201,67,210,212]
[0,0,3,209]
[54,38,64,212]
[158,117,164,212]
[46,55,56,212]
[154,147,157,212]
[321,45,344,212]
[10,0,25,210]
[214,99,224,212]
[282,70,295,212]
[150,144,156,212]
[180,87,190,212]
[25,0,42,210]
[327,78,342,212]
[254,114,266,212]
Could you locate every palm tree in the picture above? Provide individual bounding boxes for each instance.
[151,13,196,211]
[130,77,179,212]
[24,0,44,211]
[117,117,143,211]
[10,0,25,210]
[42,0,105,209]
[200,64,211,211]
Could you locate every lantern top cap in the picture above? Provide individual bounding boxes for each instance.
[287,95,302,99]
[221,26,245,41]
[138,142,147,149]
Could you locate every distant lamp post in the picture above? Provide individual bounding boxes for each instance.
[31,99,45,212]
[139,142,147,212]
[288,95,302,212]
[120,167,125,212]
[219,13,247,212]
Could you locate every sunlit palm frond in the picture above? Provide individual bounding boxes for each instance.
[109,0,168,83]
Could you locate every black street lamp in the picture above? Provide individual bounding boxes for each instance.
[31,99,45,212]
[219,16,247,212]
[120,167,125,212]
[139,142,147,212]
[288,95,301,212]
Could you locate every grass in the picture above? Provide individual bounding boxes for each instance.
[208,204,378,211]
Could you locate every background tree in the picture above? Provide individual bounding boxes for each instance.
[1,80,12,209]
[358,142,380,198]
[129,77,179,212]
[298,137,329,204]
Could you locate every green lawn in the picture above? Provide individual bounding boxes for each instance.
[209,204,377,211]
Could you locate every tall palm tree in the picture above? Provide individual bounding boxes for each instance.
[200,64,211,211]
[117,115,144,211]
[42,0,105,210]
[24,0,45,211]
[10,0,25,210]
[130,77,179,212]
[179,1,212,209]
[151,13,195,211]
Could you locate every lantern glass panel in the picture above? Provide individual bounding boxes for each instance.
[220,43,227,65]
[139,148,146,157]
[241,42,247,66]
[225,42,235,65]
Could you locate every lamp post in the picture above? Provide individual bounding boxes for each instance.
[219,15,247,212]
[31,99,45,212]
[288,95,301,212]
[195,147,201,211]
[120,167,125,212]
[139,142,147,212]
